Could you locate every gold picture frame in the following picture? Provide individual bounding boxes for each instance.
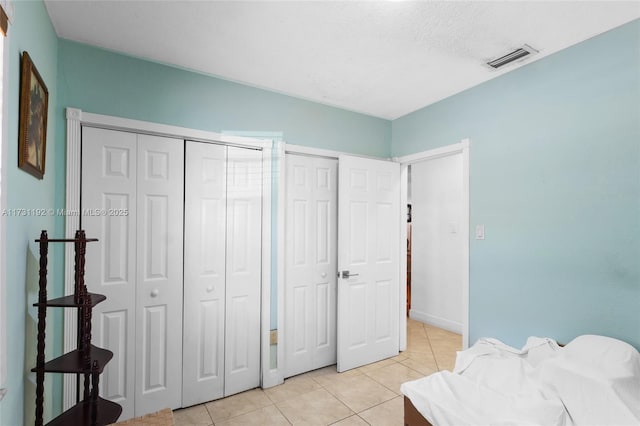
[18,51,48,179]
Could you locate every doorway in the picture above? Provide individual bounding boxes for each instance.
[281,146,402,378]
[399,140,470,348]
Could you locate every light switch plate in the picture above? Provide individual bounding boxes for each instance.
[475,225,485,240]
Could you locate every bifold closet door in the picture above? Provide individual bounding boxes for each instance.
[182,142,227,406]
[224,146,262,396]
[182,143,262,405]
[82,127,184,420]
[82,127,137,420]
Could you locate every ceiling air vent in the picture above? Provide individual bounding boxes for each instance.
[486,44,538,69]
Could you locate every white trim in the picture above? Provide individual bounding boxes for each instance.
[409,309,463,335]
[398,139,471,349]
[275,141,286,386]
[284,143,392,162]
[260,142,278,389]
[62,108,81,408]
[394,141,465,164]
[0,21,9,393]
[284,143,341,159]
[64,108,275,407]
[460,138,470,350]
[399,164,408,351]
[79,111,271,150]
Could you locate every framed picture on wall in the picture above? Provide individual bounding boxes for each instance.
[18,51,48,179]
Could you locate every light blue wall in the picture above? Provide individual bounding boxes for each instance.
[57,40,391,157]
[56,40,392,333]
[4,14,391,423]
[392,20,640,350]
[2,1,63,425]
[3,4,638,425]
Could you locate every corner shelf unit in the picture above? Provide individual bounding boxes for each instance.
[32,230,122,426]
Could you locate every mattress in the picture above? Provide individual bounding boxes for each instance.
[401,335,640,426]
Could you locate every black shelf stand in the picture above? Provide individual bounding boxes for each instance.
[32,230,122,426]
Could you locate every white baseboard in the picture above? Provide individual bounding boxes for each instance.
[409,309,463,334]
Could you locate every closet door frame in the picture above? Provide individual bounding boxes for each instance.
[276,144,408,381]
[63,108,274,410]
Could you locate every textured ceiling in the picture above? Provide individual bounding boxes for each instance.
[44,1,640,119]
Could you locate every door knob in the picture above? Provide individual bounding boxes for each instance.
[321,272,327,278]
[339,270,359,279]
[206,285,214,293]
[150,289,159,297]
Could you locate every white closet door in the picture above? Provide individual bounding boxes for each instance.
[224,146,262,396]
[82,127,137,420]
[182,142,227,406]
[285,154,337,378]
[134,134,184,416]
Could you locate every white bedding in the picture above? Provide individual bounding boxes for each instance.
[400,335,640,426]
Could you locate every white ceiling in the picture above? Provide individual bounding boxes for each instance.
[44,1,640,120]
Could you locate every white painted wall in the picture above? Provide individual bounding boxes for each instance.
[410,154,463,333]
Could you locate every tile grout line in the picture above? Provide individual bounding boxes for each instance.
[272,401,294,425]
[180,322,459,426]
[423,323,441,371]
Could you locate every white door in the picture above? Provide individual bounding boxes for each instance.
[82,127,137,420]
[82,128,184,419]
[224,146,262,396]
[182,141,227,407]
[134,134,184,416]
[284,154,338,378]
[337,155,400,372]
[182,142,227,406]
[182,143,262,401]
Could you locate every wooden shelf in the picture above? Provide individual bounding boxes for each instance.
[46,397,122,426]
[32,345,113,374]
[34,229,122,425]
[35,238,99,243]
[34,292,107,308]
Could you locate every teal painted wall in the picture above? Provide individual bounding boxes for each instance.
[56,39,391,336]
[1,1,63,425]
[2,4,638,424]
[57,40,391,157]
[392,20,640,350]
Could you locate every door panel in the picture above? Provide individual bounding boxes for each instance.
[337,155,400,372]
[134,134,184,416]
[182,142,227,406]
[285,155,337,378]
[82,127,137,420]
[224,146,262,396]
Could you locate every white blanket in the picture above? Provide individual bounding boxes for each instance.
[401,335,640,426]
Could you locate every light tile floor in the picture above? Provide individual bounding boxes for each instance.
[173,319,461,426]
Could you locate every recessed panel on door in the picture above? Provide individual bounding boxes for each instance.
[101,310,127,402]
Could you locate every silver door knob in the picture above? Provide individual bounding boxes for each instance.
[321,272,327,278]
[150,289,159,297]
[339,270,359,279]
[206,285,214,293]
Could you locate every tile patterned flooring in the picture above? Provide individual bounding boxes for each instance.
[173,319,461,426]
